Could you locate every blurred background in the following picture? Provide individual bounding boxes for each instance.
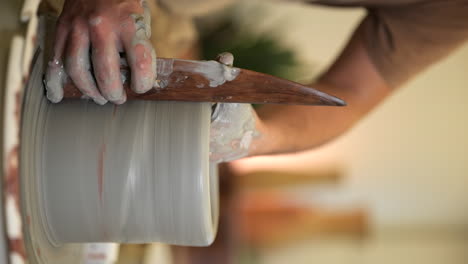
[117,0,468,263]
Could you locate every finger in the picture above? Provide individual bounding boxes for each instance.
[45,20,70,103]
[121,15,156,94]
[89,19,126,104]
[141,0,152,38]
[52,19,70,60]
[65,21,107,105]
[215,52,234,66]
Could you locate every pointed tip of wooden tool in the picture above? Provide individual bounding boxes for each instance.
[326,96,347,107]
[305,87,347,106]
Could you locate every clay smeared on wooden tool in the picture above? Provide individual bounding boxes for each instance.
[181,60,240,88]
[153,58,240,89]
[208,52,257,162]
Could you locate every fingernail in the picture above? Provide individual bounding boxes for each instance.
[134,78,152,94]
[46,90,62,103]
[113,92,127,105]
[107,89,125,102]
[216,52,234,66]
[45,61,66,103]
[93,95,108,105]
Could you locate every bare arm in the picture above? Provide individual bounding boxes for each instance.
[247,0,468,156]
[249,22,391,155]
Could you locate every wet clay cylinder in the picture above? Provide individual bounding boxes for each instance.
[40,101,217,245]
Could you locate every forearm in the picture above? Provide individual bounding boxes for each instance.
[249,23,392,156]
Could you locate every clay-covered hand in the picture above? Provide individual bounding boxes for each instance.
[210,53,260,163]
[45,0,156,105]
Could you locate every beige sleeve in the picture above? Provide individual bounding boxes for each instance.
[40,0,64,15]
[147,1,198,58]
[359,0,468,87]
[39,0,201,58]
[158,0,235,16]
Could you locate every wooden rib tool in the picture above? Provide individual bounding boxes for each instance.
[61,58,346,106]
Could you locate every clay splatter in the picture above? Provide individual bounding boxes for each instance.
[112,104,118,117]
[98,143,106,202]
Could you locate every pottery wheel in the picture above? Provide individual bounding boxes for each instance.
[19,23,219,263]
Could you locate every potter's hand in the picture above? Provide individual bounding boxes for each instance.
[45,0,156,105]
[210,53,260,163]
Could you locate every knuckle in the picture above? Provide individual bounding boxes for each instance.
[88,13,104,27]
[88,16,110,38]
[70,17,85,29]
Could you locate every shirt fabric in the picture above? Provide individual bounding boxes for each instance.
[311,0,468,87]
[162,0,468,87]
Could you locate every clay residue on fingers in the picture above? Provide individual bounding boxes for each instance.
[215,52,234,66]
[90,30,126,103]
[45,59,67,103]
[209,103,260,162]
[89,16,102,26]
[131,39,156,93]
[125,11,157,93]
[65,25,108,105]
